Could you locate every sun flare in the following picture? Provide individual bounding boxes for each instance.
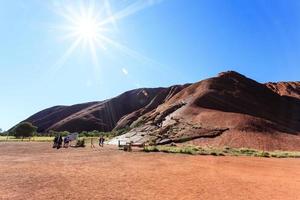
[52,0,163,73]
[54,1,113,68]
[76,17,98,40]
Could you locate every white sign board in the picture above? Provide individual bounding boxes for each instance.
[65,132,78,142]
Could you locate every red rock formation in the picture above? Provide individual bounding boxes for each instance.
[20,71,300,150]
[112,71,300,151]
[265,81,300,99]
[24,87,187,132]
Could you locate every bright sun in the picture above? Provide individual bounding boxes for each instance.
[55,1,111,67]
[52,0,162,73]
[76,17,98,40]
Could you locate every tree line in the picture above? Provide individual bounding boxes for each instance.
[0,122,131,139]
[0,122,38,138]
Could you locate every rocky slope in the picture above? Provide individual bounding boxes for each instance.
[110,71,300,151]
[266,81,300,99]
[24,86,188,133]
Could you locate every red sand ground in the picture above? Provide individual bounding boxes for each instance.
[0,142,299,200]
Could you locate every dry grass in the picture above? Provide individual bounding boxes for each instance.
[0,136,54,142]
[144,145,300,158]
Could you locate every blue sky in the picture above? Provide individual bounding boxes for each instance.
[1,0,300,130]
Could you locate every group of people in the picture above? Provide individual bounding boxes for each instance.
[53,135,70,149]
[53,135,105,149]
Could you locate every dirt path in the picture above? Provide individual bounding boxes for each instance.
[0,142,299,200]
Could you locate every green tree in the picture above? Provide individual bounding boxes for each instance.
[14,122,37,139]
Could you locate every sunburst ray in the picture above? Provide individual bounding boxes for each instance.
[50,0,164,76]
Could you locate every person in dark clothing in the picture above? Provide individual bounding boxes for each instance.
[53,135,58,148]
[101,137,105,147]
[99,136,105,147]
[63,137,69,148]
[98,136,102,147]
[57,135,63,149]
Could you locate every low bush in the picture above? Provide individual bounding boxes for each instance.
[254,151,270,158]
[75,139,85,147]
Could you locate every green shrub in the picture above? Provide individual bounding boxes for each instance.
[144,146,159,152]
[144,145,200,155]
[239,148,257,155]
[254,151,270,158]
[48,130,69,137]
[0,131,8,136]
[76,139,85,147]
[13,122,37,139]
[269,151,300,158]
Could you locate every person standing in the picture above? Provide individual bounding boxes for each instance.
[101,136,105,147]
[63,137,69,148]
[57,135,63,149]
[99,136,105,147]
[53,135,58,148]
